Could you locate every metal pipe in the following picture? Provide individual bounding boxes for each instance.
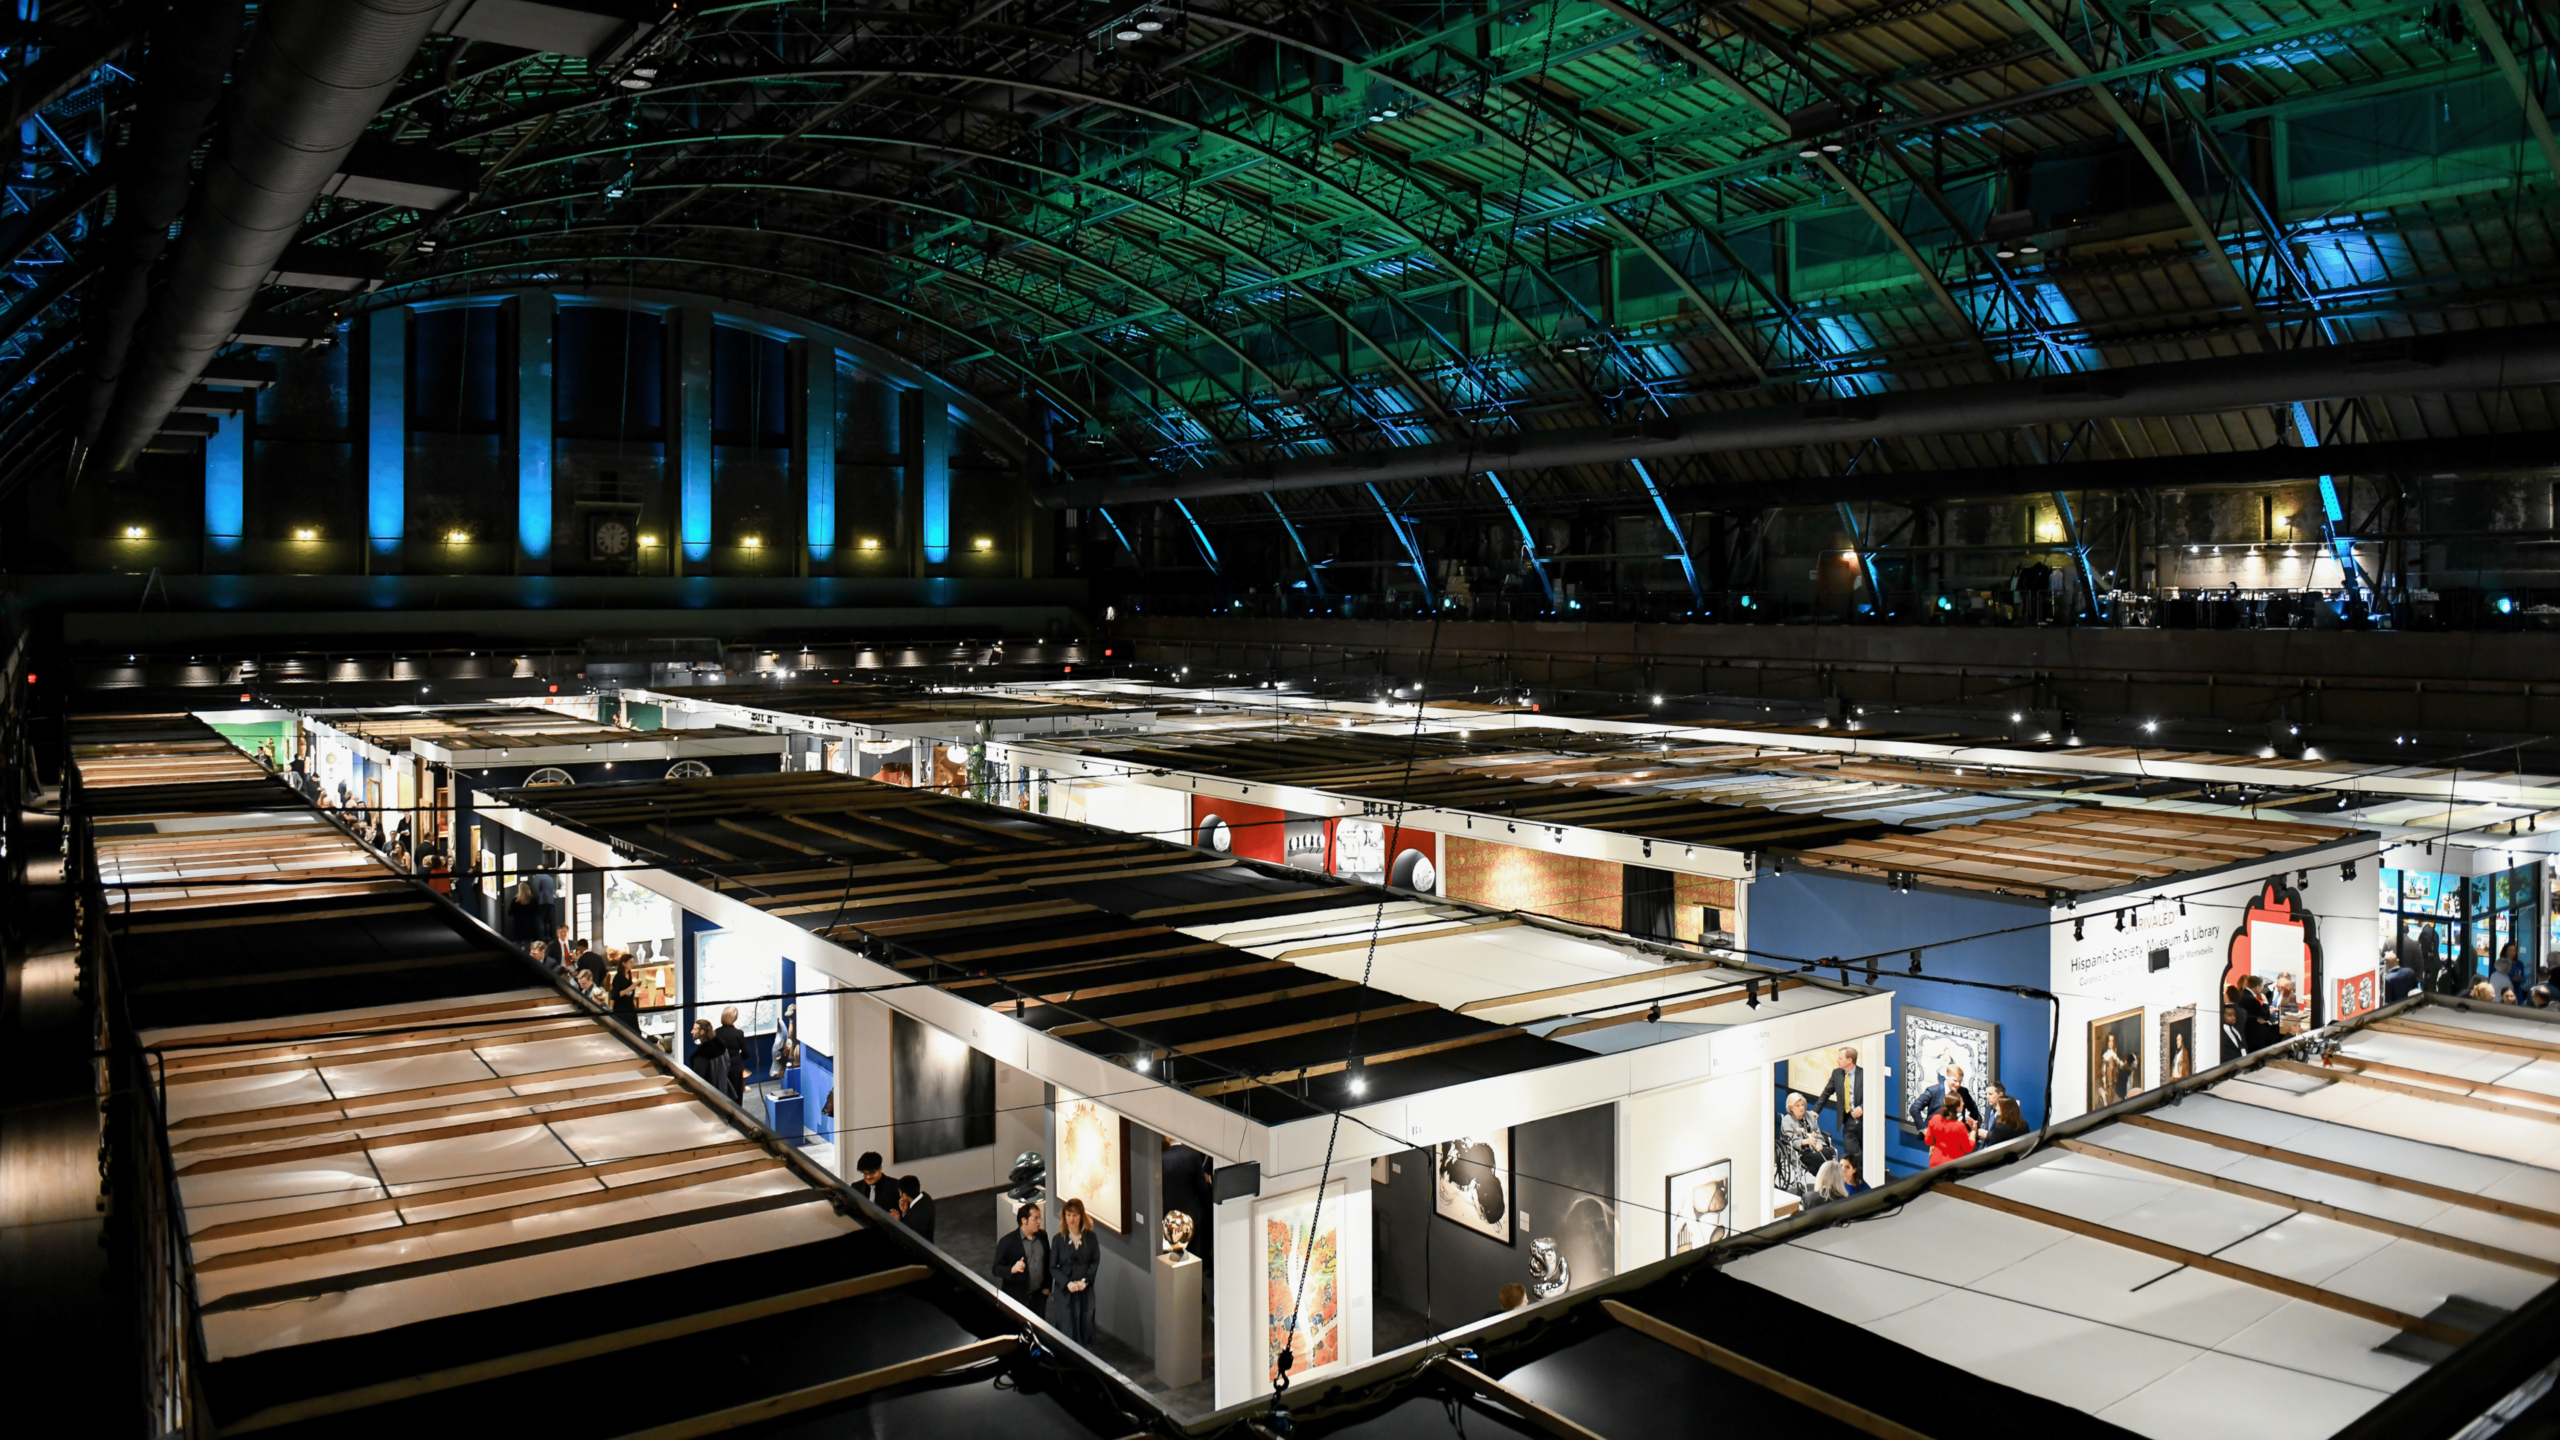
[90,0,444,475]
[1039,326,2560,508]
[78,0,249,461]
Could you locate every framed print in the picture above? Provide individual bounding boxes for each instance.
[1666,1160,1733,1255]
[2088,1007,2145,1110]
[2157,1006,2197,1087]
[1054,1088,1129,1233]
[1261,1180,1345,1387]
[1432,1130,1512,1243]
[1898,1008,1997,1132]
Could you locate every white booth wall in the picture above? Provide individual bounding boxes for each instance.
[2046,843,2379,1125]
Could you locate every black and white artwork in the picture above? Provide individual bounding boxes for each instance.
[1666,1160,1733,1254]
[890,1012,994,1162]
[1900,1008,1997,1132]
[1433,1130,1512,1243]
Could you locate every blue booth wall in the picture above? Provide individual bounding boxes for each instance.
[1748,871,2054,1179]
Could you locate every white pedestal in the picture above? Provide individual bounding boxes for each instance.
[1154,1251,1202,1387]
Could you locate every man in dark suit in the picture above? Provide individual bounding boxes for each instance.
[851,1151,899,1211]
[897,1175,937,1242]
[1816,1045,1867,1173]
[1908,1062,1983,1136]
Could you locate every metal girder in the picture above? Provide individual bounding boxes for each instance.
[2460,0,2560,191]
[1999,0,2277,345]
[1367,482,1433,603]
[1630,456,1703,607]
[1264,493,1327,596]
[1482,469,1556,605]
[453,126,1477,431]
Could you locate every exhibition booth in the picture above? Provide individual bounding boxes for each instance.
[1752,805,2379,1176]
[470,770,1892,1410]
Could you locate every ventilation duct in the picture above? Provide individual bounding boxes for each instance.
[91,0,444,474]
[1039,326,2560,508]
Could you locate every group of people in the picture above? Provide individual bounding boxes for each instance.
[682,1004,759,1101]
[850,1152,938,1241]
[1911,1062,2030,1169]
[2383,930,2557,1008]
[993,1194,1104,1346]
[1776,1046,1879,1204]
[2219,972,2295,1060]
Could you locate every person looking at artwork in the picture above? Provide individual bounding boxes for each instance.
[852,1152,898,1212]
[1926,1096,1975,1167]
[1775,1092,1834,1198]
[995,1199,1051,1318]
[1054,1197,1100,1346]
[897,1176,936,1241]
[716,1005,752,1101]
[1909,1063,1982,1136]
[686,1019,728,1092]
[1816,1046,1866,1174]
[1986,1095,2030,1145]
[1810,1161,1852,1207]
[2383,947,2420,1004]
[608,953,639,1023]
[2489,944,2520,1003]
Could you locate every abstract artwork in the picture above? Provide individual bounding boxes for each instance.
[1053,1089,1127,1233]
[2088,1007,2145,1110]
[1263,1182,1343,1386]
[2158,1006,2197,1086]
[890,1012,994,1162]
[1666,1160,1732,1255]
[1899,1008,1997,1133]
[1433,1130,1512,1243]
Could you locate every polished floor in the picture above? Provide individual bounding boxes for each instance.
[0,812,122,1405]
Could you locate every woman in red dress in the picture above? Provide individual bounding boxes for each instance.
[1926,1096,1976,1167]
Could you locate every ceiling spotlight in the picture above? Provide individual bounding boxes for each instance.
[1134,9,1165,29]
[1995,247,2017,259]
[1908,950,1922,976]
[1798,147,1821,159]
[1820,141,1843,153]
[2020,244,2039,254]
[1744,978,1761,1010]
[1115,25,1144,40]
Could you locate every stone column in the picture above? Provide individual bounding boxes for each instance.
[202,410,244,573]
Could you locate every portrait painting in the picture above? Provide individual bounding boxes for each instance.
[2158,1006,2197,1087]
[1432,1130,1512,1243]
[1666,1159,1733,1255]
[2088,1007,2145,1111]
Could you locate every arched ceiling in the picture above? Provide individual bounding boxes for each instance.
[3,0,2556,533]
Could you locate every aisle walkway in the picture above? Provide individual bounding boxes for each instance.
[0,807,123,1404]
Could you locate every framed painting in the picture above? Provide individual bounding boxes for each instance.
[890,1012,995,1162]
[1262,1180,1346,1387]
[1898,1008,1997,1132]
[1432,1130,1513,1244]
[2088,1007,2145,1111]
[2157,1006,2197,1087]
[1665,1159,1733,1255]
[1053,1089,1130,1233]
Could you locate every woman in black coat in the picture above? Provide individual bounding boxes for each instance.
[992,1200,1050,1318]
[1053,1197,1100,1345]
[608,953,639,1023]
[686,1020,728,1091]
